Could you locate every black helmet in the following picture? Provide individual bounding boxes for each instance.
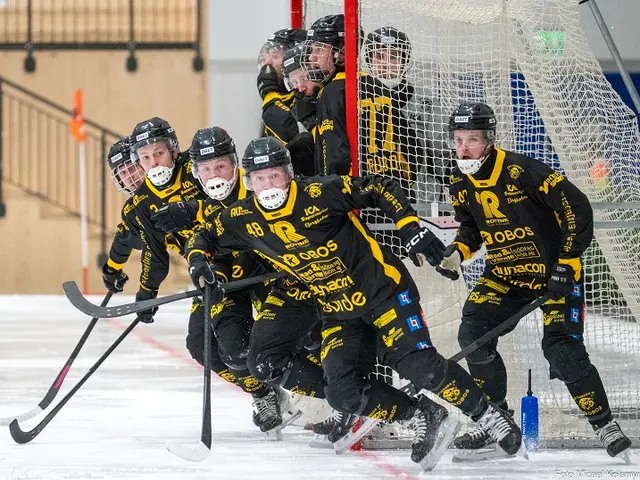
[448,103,496,133]
[108,136,145,195]
[364,26,412,83]
[190,127,239,200]
[306,14,345,49]
[269,28,308,50]
[189,126,236,164]
[241,137,294,191]
[130,117,180,154]
[283,44,306,77]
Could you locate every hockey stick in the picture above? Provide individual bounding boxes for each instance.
[167,283,213,462]
[10,317,140,444]
[0,291,113,426]
[334,293,550,455]
[63,271,287,318]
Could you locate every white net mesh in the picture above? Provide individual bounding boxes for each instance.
[304,0,640,447]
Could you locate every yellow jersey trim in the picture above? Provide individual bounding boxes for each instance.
[254,180,298,221]
[144,164,184,199]
[468,148,506,189]
[396,216,419,230]
[106,258,125,270]
[453,241,473,261]
[349,212,401,284]
[558,257,582,281]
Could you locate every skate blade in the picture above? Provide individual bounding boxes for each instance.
[333,418,381,455]
[452,445,515,463]
[619,450,632,465]
[265,411,304,440]
[420,417,461,472]
[516,442,529,460]
[309,434,334,449]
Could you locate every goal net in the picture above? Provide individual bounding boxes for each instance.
[301,0,640,448]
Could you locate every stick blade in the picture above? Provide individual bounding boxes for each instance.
[62,281,106,317]
[9,418,39,444]
[167,440,211,462]
[0,406,44,426]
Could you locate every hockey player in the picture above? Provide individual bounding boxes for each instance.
[362,26,451,204]
[185,136,523,466]
[439,102,632,459]
[258,28,307,143]
[127,117,285,431]
[100,137,145,294]
[281,43,323,177]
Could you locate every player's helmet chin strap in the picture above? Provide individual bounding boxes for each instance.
[204,168,238,201]
[147,162,175,186]
[257,185,290,210]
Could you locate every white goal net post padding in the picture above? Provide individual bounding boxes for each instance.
[302,0,640,447]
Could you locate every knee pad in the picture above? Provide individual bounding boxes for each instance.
[324,375,368,415]
[542,336,591,383]
[395,349,447,391]
[458,321,497,365]
[247,349,293,384]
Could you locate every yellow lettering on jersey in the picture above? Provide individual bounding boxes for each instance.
[475,191,505,220]
[269,221,309,249]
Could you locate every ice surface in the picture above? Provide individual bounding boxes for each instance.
[1,295,638,480]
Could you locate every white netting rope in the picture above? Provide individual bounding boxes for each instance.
[304,0,640,446]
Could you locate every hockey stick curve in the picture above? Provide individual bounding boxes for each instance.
[167,283,213,462]
[62,271,287,318]
[0,291,113,426]
[9,317,140,444]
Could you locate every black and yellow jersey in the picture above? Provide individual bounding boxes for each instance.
[314,73,425,196]
[314,72,349,176]
[128,151,207,293]
[262,91,298,144]
[188,174,422,320]
[105,197,143,271]
[448,147,594,290]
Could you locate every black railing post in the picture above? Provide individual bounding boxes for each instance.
[126,0,138,72]
[97,130,108,268]
[24,0,36,72]
[192,0,204,72]
[0,80,5,218]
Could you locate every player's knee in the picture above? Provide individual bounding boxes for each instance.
[324,375,366,415]
[185,333,205,367]
[396,349,446,391]
[542,336,591,383]
[458,322,495,364]
[247,348,291,384]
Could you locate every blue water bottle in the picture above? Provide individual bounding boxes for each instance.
[521,369,539,451]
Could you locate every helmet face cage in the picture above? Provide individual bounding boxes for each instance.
[258,41,286,68]
[243,164,295,192]
[108,139,145,195]
[363,28,412,83]
[301,40,342,84]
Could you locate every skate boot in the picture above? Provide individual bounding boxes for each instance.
[327,411,359,444]
[594,419,632,458]
[472,401,521,456]
[452,403,517,462]
[252,387,283,433]
[410,395,460,470]
[309,415,337,449]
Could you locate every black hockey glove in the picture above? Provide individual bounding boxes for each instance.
[547,262,576,300]
[257,64,281,99]
[135,288,158,324]
[435,244,461,281]
[151,201,198,233]
[401,224,446,267]
[189,254,225,304]
[101,263,129,293]
[293,95,318,131]
[286,132,315,177]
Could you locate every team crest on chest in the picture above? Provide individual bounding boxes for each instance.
[305,183,323,198]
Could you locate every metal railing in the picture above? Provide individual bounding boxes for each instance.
[0,75,124,265]
[0,0,204,72]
